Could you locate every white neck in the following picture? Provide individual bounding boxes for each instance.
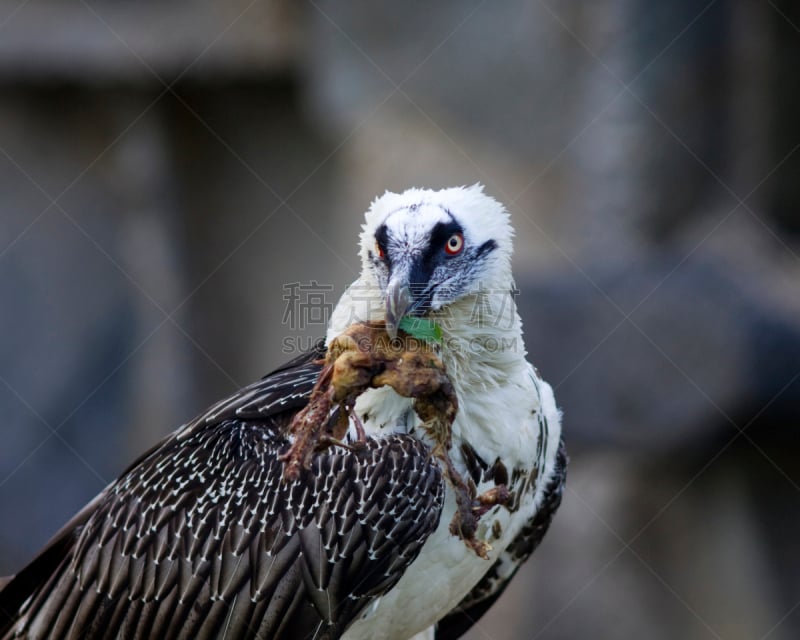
[431,287,528,393]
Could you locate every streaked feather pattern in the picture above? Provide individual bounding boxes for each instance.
[0,345,445,640]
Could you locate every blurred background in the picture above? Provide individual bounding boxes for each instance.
[1,1,799,638]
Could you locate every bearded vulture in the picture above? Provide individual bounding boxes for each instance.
[0,185,566,640]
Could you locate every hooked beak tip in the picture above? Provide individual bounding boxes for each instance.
[385,282,412,340]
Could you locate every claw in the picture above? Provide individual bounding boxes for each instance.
[317,434,362,452]
[350,408,368,444]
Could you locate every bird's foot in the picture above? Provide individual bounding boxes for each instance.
[471,485,511,518]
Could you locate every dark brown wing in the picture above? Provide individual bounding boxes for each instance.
[1,342,445,640]
[0,343,328,637]
[435,438,567,640]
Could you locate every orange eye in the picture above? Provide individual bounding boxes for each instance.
[444,232,464,255]
[374,241,385,259]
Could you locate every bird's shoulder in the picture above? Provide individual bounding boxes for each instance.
[182,337,328,432]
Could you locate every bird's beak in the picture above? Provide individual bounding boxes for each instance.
[385,278,413,339]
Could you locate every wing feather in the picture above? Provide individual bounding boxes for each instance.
[0,341,445,640]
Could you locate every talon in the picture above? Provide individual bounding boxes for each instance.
[351,409,368,444]
[317,434,360,452]
[476,485,511,507]
[471,485,511,518]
